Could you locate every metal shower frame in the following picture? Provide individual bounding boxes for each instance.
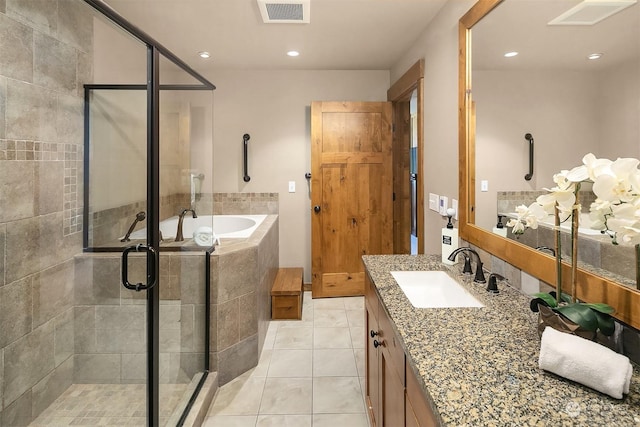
[82,1,215,425]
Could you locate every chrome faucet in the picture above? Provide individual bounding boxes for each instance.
[121,211,146,242]
[175,209,197,242]
[447,247,486,284]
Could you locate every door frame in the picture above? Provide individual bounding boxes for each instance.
[388,60,425,254]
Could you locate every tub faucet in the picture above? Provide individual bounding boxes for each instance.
[175,209,197,242]
[447,247,486,284]
[121,211,146,242]
[536,246,556,256]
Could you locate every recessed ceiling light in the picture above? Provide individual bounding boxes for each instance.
[198,51,211,59]
[587,53,603,60]
[504,51,519,58]
[287,50,300,57]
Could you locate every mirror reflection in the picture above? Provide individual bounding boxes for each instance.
[472,0,640,287]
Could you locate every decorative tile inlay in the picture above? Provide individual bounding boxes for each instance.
[1,140,82,236]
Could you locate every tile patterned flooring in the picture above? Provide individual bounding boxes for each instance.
[203,291,369,427]
[28,383,187,426]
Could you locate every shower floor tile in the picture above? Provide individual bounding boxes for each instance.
[29,383,188,426]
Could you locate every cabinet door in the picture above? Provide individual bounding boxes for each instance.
[382,350,405,427]
[406,364,439,427]
[366,306,381,426]
[406,396,420,427]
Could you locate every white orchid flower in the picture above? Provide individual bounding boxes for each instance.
[574,153,613,182]
[588,199,611,231]
[592,157,640,204]
[536,175,576,221]
[506,203,547,235]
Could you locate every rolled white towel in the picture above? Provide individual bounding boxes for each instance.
[193,226,219,247]
[539,327,633,399]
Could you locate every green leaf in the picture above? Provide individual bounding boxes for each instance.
[532,293,558,308]
[583,303,615,314]
[554,304,598,331]
[593,310,615,336]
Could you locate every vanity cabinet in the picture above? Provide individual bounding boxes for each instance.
[365,272,439,427]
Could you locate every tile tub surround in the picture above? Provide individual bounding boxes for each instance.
[362,255,640,426]
[209,214,280,385]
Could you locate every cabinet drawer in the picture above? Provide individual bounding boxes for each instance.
[378,301,405,384]
[405,364,439,427]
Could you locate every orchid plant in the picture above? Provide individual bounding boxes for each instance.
[508,153,640,245]
[505,153,640,336]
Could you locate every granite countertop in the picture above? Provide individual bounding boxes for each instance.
[362,254,640,426]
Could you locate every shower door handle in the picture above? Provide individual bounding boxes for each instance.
[121,244,158,291]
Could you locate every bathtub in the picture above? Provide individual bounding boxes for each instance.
[128,214,267,240]
[504,212,603,236]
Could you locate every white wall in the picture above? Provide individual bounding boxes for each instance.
[206,69,390,282]
[598,58,640,160]
[391,0,477,255]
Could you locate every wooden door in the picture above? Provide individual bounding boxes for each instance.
[311,101,393,298]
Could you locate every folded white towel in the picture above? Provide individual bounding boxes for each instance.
[193,226,220,247]
[539,327,633,399]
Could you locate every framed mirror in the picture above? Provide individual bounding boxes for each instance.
[459,0,640,330]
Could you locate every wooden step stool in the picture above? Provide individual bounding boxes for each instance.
[271,268,303,320]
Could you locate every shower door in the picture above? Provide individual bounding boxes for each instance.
[83,15,214,426]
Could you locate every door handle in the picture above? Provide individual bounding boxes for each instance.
[121,244,157,291]
[313,205,321,213]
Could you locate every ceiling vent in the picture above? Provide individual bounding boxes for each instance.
[257,0,310,24]
[548,0,637,25]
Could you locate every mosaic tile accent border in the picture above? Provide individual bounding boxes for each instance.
[1,139,83,236]
[497,190,596,214]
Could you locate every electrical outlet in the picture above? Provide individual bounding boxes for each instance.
[452,199,459,220]
[288,181,295,193]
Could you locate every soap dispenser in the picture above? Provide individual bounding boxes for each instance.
[441,208,459,265]
[493,215,507,237]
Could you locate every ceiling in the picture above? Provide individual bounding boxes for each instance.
[103,0,447,73]
[473,0,640,71]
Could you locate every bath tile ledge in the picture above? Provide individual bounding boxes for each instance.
[362,254,640,426]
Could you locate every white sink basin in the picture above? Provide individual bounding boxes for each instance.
[390,271,484,308]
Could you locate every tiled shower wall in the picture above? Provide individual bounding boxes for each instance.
[73,253,206,386]
[0,2,93,425]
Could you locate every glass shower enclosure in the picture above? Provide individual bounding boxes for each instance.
[79,2,215,425]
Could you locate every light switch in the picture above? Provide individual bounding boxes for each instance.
[481,180,489,192]
[288,181,295,193]
[428,193,439,212]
